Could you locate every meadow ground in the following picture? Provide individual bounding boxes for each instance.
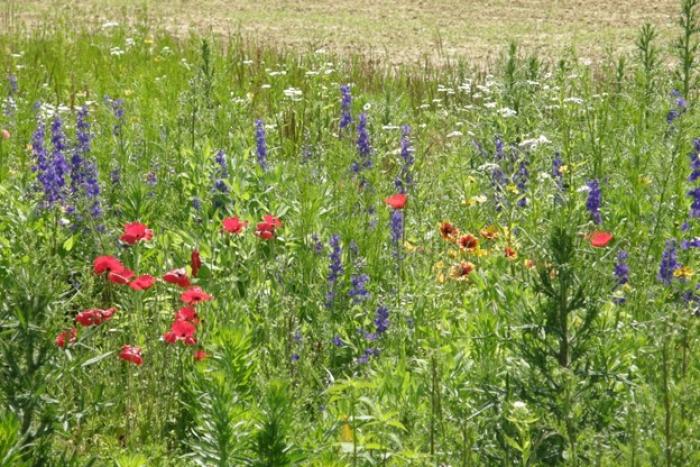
[2,0,700,466]
[4,0,680,64]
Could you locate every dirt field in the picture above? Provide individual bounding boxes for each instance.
[2,0,680,64]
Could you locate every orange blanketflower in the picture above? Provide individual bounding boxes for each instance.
[439,222,459,241]
[480,225,499,240]
[450,261,475,280]
[504,246,518,260]
[458,234,479,251]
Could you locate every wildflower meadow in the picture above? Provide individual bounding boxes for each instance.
[2,1,700,465]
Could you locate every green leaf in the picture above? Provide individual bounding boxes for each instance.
[81,351,114,368]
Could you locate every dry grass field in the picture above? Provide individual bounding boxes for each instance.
[2,0,680,64]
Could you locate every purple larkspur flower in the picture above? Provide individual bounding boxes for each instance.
[255,119,268,171]
[515,159,529,207]
[325,234,344,308]
[374,305,389,336]
[688,187,700,218]
[390,210,403,257]
[614,250,629,287]
[586,179,602,224]
[395,125,414,192]
[331,335,345,347]
[355,113,372,171]
[339,84,352,130]
[348,274,370,303]
[658,240,679,285]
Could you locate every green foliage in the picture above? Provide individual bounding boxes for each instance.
[0,1,699,464]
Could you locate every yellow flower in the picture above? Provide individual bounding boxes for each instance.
[404,240,417,252]
[480,225,499,240]
[464,194,487,206]
[506,183,519,194]
[674,266,694,279]
[340,419,353,443]
[124,89,133,97]
[558,164,569,174]
[638,175,652,186]
[144,36,154,45]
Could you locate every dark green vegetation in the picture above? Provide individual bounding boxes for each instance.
[1,1,700,465]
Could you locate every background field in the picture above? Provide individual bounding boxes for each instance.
[3,0,679,64]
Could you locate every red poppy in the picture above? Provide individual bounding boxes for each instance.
[163,268,191,288]
[384,193,408,210]
[504,246,518,260]
[194,348,207,361]
[255,221,276,239]
[119,345,143,366]
[163,320,197,346]
[175,306,200,325]
[262,214,283,229]
[181,287,213,305]
[108,268,134,285]
[93,255,125,275]
[129,274,156,291]
[590,231,614,248]
[458,234,478,251]
[191,249,202,277]
[120,222,153,245]
[222,216,247,234]
[75,308,117,327]
[55,328,77,348]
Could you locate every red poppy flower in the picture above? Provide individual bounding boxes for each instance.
[93,255,125,275]
[504,246,518,260]
[175,306,200,325]
[75,308,117,327]
[181,287,213,305]
[590,231,614,248]
[129,274,156,291]
[55,328,77,348]
[108,268,134,285]
[194,348,207,361]
[119,345,143,366]
[262,214,283,229]
[255,221,276,239]
[163,320,197,346]
[163,268,191,288]
[384,193,408,210]
[222,216,247,234]
[191,249,202,278]
[120,222,153,245]
[458,234,478,251]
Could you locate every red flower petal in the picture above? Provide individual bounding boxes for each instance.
[93,255,125,275]
[194,348,207,361]
[384,193,408,210]
[163,268,191,288]
[590,231,614,248]
[108,268,134,285]
[55,328,77,348]
[119,345,143,366]
[191,249,202,278]
[181,287,213,305]
[129,274,156,291]
[120,222,153,245]
[262,214,283,229]
[222,216,247,234]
